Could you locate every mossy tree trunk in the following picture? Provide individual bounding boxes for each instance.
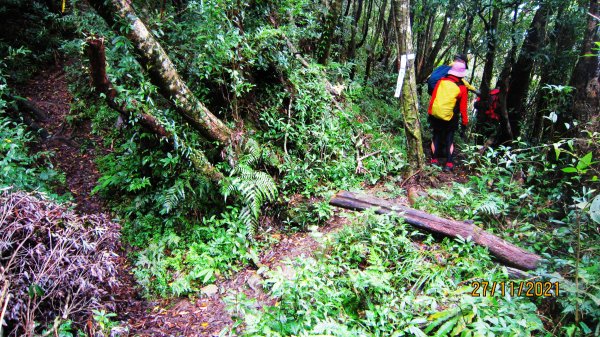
[566,0,600,133]
[394,0,425,171]
[86,37,224,181]
[88,0,232,144]
[317,0,343,65]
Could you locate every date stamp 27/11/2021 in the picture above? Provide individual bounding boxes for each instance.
[470,281,560,297]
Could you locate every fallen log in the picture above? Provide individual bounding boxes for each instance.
[330,191,541,271]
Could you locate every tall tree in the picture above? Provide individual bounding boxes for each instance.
[506,2,550,139]
[394,0,425,170]
[356,0,373,49]
[347,0,364,78]
[531,6,580,142]
[474,1,501,139]
[495,2,522,144]
[381,1,397,67]
[363,0,388,81]
[566,0,600,132]
[317,0,344,65]
[414,2,453,84]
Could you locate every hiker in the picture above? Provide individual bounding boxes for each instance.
[427,54,480,96]
[427,61,469,172]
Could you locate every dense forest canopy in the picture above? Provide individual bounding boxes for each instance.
[0,0,599,336]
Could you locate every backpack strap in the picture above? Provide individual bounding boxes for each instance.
[444,75,464,88]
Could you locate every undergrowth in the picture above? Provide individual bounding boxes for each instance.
[0,48,66,197]
[226,212,544,336]
[60,0,408,297]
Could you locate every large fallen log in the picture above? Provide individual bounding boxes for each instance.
[330,191,541,271]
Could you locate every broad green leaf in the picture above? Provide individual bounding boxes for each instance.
[435,317,460,337]
[576,152,593,171]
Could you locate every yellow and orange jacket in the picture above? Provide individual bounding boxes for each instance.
[428,75,469,126]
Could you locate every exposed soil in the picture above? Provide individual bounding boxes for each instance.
[14,64,355,336]
[16,66,105,214]
[128,214,349,337]
[15,63,472,337]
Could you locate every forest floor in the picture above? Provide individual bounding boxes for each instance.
[19,64,470,337]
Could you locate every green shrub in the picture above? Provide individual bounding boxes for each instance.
[226,212,543,336]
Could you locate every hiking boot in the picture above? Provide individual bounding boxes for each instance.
[443,162,454,172]
[430,158,439,166]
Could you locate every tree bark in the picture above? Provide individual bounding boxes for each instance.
[462,13,474,54]
[394,0,425,170]
[494,2,521,144]
[364,0,388,82]
[86,37,171,139]
[478,5,500,103]
[506,3,549,139]
[317,0,343,65]
[417,10,452,84]
[474,4,501,140]
[356,0,373,49]
[330,191,542,270]
[88,0,232,144]
[381,1,396,67]
[566,0,600,132]
[416,14,435,78]
[347,0,364,79]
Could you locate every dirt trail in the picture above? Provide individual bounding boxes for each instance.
[17,66,105,214]
[17,64,471,337]
[129,216,348,336]
[16,65,353,336]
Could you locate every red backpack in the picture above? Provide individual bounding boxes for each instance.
[474,89,501,121]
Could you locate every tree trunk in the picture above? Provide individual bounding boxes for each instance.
[566,0,600,132]
[86,37,171,140]
[415,12,435,82]
[347,0,364,79]
[531,10,579,142]
[364,0,388,82]
[394,0,425,170]
[506,3,549,139]
[474,4,501,140]
[317,0,343,65]
[418,10,452,84]
[478,6,500,104]
[330,191,542,271]
[86,37,223,181]
[462,13,474,54]
[381,1,396,70]
[88,0,232,144]
[356,0,373,49]
[494,3,521,144]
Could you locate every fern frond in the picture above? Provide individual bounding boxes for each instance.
[221,163,278,241]
[475,201,500,216]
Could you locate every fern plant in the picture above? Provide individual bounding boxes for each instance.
[221,138,278,239]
